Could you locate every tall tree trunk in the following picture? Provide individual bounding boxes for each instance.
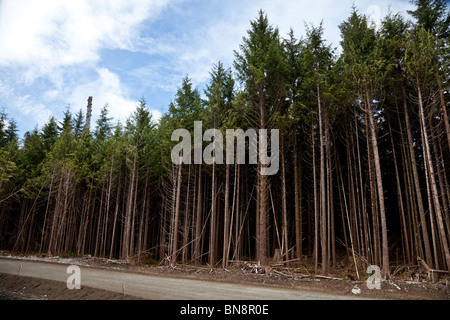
[294,135,302,263]
[142,175,150,257]
[280,137,289,266]
[436,72,450,153]
[123,155,136,260]
[182,165,191,264]
[194,165,202,265]
[339,152,360,279]
[325,117,335,270]
[209,161,217,267]
[354,118,366,259]
[109,174,121,259]
[258,90,269,267]
[227,161,238,266]
[312,123,319,274]
[223,164,231,268]
[318,84,327,275]
[366,110,380,266]
[102,161,113,257]
[417,82,450,271]
[388,119,411,265]
[233,164,241,261]
[400,76,433,265]
[171,155,183,265]
[366,92,390,279]
[39,171,54,255]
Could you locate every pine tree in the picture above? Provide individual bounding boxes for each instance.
[204,61,235,268]
[408,0,450,39]
[404,26,450,271]
[95,104,112,142]
[165,77,204,264]
[234,10,287,267]
[302,22,336,274]
[282,29,305,265]
[340,8,390,278]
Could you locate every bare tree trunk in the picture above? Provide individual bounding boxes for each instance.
[102,161,113,257]
[312,123,319,274]
[258,164,269,267]
[417,82,450,271]
[159,194,167,261]
[123,155,137,260]
[294,136,302,263]
[137,175,149,263]
[226,161,238,266]
[325,117,335,270]
[388,119,411,265]
[129,166,139,259]
[400,77,433,264]
[280,137,289,266]
[142,175,150,257]
[318,84,327,275]
[194,165,202,265]
[48,171,64,254]
[366,92,390,279]
[94,175,106,257]
[182,165,191,264]
[109,175,121,259]
[436,72,450,153]
[223,164,231,268]
[233,165,241,261]
[338,153,360,279]
[171,155,183,265]
[84,97,93,134]
[366,110,379,266]
[354,119,366,259]
[423,139,440,269]
[258,87,269,267]
[39,171,54,255]
[209,161,217,267]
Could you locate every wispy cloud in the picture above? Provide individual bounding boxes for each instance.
[68,67,164,124]
[0,1,170,79]
[0,0,172,131]
[0,80,53,128]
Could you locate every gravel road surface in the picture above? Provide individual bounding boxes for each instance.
[0,258,363,300]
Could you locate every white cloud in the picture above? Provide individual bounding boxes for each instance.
[0,80,53,128]
[69,68,161,125]
[0,0,171,83]
[0,0,170,132]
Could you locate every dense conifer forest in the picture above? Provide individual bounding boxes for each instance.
[1,1,449,279]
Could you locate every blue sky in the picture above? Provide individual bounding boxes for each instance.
[0,0,415,138]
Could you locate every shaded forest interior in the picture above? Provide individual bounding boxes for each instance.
[1,1,449,279]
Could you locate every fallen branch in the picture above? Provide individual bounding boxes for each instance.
[417,256,449,282]
[272,270,311,279]
[314,275,343,281]
[404,281,422,285]
[272,269,293,277]
[270,258,301,267]
[386,280,401,290]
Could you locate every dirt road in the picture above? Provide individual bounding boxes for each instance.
[0,258,363,300]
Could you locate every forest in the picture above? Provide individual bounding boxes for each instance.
[0,1,449,280]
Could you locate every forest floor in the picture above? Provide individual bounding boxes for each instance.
[0,251,448,300]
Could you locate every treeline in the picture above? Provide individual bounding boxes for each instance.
[1,1,449,278]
